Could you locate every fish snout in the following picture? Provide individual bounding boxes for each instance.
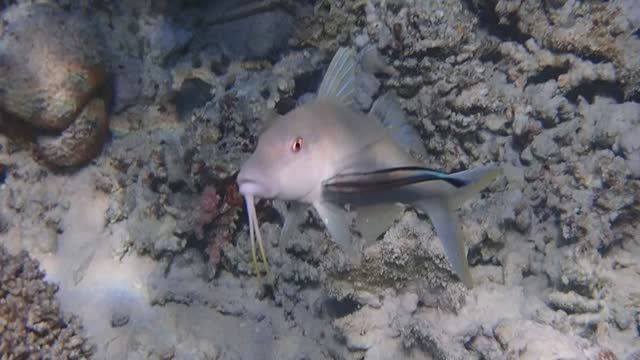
[237,165,275,199]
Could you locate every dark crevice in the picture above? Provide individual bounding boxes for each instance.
[322,297,361,319]
[597,236,623,257]
[522,268,535,278]
[565,80,624,104]
[627,88,640,103]
[275,98,297,115]
[168,179,189,193]
[0,163,5,184]
[183,232,209,260]
[148,175,167,193]
[462,0,529,44]
[293,68,324,98]
[454,105,495,117]
[256,200,284,227]
[478,47,504,63]
[468,235,504,267]
[173,78,213,120]
[275,68,324,114]
[572,51,611,65]
[414,47,453,61]
[602,207,640,256]
[299,209,325,232]
[527,64,570,84]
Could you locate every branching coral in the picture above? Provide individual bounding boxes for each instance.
[0,246,93,358]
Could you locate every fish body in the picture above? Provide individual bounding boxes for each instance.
[238,98,417,204]
[237,47,501,287]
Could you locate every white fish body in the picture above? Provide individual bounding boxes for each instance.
[237,47,501,287]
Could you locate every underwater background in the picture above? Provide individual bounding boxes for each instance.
[0,0,639,359]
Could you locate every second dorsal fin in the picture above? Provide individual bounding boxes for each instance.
[369,91,428,160]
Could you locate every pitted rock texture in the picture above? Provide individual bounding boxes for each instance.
[0,2,110,167]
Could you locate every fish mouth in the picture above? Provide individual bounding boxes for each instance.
[237,180,275,199]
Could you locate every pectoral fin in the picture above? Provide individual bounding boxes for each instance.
[279,202,308,250]
[313,201,363,262]
[413,199,473,288]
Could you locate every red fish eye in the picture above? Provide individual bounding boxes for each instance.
[291,137,303,153]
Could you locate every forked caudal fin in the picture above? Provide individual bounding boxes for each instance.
[317,47,357,106]
[412,164,502,288]
[413,199,473,287]
[447,164,502,207]
[320,164,502,287]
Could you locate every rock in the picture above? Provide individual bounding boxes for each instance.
[626,151,640,179]
[0,3,108,130]
[495,0,640,99]
[468,335,506,360]
[110,309,130,328]
[127,213,186,257]
[111,55,144,113]
[193,9,294,60]
[485,114,509,133]
[525,81,572,127]
[0,2,111,168]
[611,305,632,331]
[547,291,601,314]
[354,33,370,48]
[530,132,560,163]
[354,72,380,111]
[619,127,640,156]
[141,63,173,102]
[493,319,601,359]
[34,98,110,168]
[143,17,193,66]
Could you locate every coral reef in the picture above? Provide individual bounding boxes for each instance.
[0,0,638,358]
[0,245,93,358]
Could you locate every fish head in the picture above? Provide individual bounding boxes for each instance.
[237,106,331,202]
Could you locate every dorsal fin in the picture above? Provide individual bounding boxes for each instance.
[317,47,357,106]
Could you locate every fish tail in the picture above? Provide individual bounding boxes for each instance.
[412,164,501,288]
[448,164,502,207]
[413,198,474,288]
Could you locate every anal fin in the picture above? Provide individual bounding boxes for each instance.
[354,203,405,247]
[313,201,362,262]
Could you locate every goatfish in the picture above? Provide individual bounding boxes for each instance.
[237,47,501,288]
